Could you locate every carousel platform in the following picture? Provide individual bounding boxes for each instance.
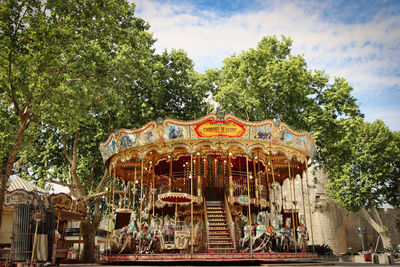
[102,252,318,263]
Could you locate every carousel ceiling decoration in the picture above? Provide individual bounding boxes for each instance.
[99,113,315,164]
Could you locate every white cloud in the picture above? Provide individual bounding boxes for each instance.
[134,0,400,130]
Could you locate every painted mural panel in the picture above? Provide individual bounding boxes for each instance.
[165,123,187,140]
[252,125,273,140]
[279,129,293,145]
[120,133,136,149]
[109,139,118,154]
[138,127,158,145]
[296,136,308,151]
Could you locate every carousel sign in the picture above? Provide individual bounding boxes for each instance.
[195,120,245,138]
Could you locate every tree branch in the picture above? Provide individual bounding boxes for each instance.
[70,130,84,196]
[95,168,108,193]
[85,191,108,201]
[63,136,72,165]
[360,206,384,234]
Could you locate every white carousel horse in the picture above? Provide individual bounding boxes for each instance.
[271,214,283,251]
[119,211,139,254]
[239,215,252,249]
[297,215,308,252]
[251,211,273,252]
[251,212,267,246]
[202,91,221,113]
[280,217,292,252]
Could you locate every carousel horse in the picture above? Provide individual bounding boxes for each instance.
[280,217,292,252]
[271,214,283,250]
[161,215,175,248]
[239,215,254,251]
[118,211,139,254]
[146,215,162,253]
[202,91,221,113]
[251,211,273,252]
[296,215,308,252]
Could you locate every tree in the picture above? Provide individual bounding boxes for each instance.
[203,35,398,245]
[19,46,205,261]
[0,0,155,261]
[326,119,400,247]
[210,36,361,164]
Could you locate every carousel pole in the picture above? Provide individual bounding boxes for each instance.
[257,156,262,206]
[300,162,308,228]
[132,167,137,209]
[269,153,278,214]
[291,165,298,226]
[245,154,253,253]
[228,153,233,199]
[197,152,202,197]
[288,159,298,253]
[139,157,144,240]
[305,162,316,253]
[123,180,127,209]
[127,181,131,209]
[109,167,116,249]
[264,161,270,210]
[190,153,194,254]
[105,167,111,252]
[152,160,155,216]
[253,157,258,201]
[169,155,173,192]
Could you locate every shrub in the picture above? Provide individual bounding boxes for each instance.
[309,244,334,255]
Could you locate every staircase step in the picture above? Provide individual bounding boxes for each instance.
[209,243,233,246]
[206,201,235,253]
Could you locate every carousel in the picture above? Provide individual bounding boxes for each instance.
[99,113,317,262]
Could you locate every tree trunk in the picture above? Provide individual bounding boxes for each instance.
[360,206,392,248]
[0,114,31,226]
[80,199,102,263]
[81,220,98,263]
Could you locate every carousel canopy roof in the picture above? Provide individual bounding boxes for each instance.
[99,113,315,166]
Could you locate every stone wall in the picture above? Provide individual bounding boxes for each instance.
[299,166,400,255]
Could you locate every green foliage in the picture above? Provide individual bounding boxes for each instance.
[0,0,154,172]
[309,244,333,255]
[207,36,362,167]
[383,246,399,254]
[326,120,400,211]
[205,35,399,215]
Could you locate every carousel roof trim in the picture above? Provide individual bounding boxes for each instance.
[99,113,316,164]
[7,176,47,194]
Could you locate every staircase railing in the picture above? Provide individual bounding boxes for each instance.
[203,199,209,252]
[224,194,236,252]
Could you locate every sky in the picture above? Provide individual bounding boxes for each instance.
[133,0,400,131]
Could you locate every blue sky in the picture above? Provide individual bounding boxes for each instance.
[134,0,400,131]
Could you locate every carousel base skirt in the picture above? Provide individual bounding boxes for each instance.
[102,252,317,263]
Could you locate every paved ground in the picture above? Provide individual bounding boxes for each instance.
[58,261,398,267]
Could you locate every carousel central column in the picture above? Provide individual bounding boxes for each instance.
[245,153,252,253]
[190,152,194,254]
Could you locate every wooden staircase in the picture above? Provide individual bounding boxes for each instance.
[206,201,235,253]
